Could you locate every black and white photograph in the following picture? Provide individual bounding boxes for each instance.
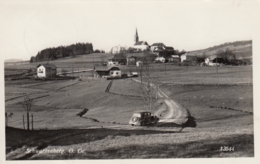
[1,0,259,162]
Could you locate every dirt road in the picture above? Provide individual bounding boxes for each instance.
[132,79,189,125]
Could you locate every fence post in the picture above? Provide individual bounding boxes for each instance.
[27,112,30,130]
[31,114,33,130]
[23,115,25,130]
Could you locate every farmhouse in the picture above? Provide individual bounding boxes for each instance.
[180,53,198,62]
[150,43,166,52]
[109,55,127,65]
[37,63,57,78]
[168,55,180,63]
[127,56,136,65]
[94,66,121,77]
[107,61,119,66]
[136,61,143,67]
[205,56,225,66]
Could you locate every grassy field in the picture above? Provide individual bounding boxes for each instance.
[5,57,254,159]
[4,53,114,71]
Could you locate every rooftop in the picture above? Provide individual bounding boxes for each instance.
[95,66,120,71]
[151,43,166,47]
[37,63,56,69]
[134,41,149,46]
[111,54,127,60]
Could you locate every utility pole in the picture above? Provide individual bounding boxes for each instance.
[216,57,219,85]
[165,63,166,75]
[31,114,33,130]
[92,57,94,79]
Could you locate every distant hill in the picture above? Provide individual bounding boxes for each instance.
[187,40,252,59]
[4,59,23,63]
[30,42,94,63]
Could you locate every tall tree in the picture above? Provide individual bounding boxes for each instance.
[216,48,236,63]
[137,56,158,113]
[20,96,33,130]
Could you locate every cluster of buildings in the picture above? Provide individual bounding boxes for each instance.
[109,28,180,67]
[36,28,235,79]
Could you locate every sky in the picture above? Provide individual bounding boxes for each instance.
[0,0,259,61]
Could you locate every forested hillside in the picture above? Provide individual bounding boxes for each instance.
[30,43,93,63]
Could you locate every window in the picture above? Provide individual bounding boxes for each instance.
[111,72,113,75]
[116,72,118,75]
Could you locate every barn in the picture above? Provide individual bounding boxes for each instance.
[94,66,121,77]
[37,64,57,78]
[168,55,180,63]
[127,56,137,65]
[205,56,225,66]
[109,55,127,65]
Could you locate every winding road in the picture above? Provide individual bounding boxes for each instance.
[132,79,189,125]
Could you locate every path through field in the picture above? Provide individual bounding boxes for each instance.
[132,79,189,125]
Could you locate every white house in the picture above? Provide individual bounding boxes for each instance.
[37,64,57,78]
[205,55,224,66]
[180,53,187,62]
[107,61,119,66]
[150,43,166,52]
[136,61,143,67]
[95,66,121,77]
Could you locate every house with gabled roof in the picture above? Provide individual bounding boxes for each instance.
[168,55,180,63]
[150,43,166,52]
[108,54,127,65]
[94,66,121,77]
[205,55,225,66]
[126,56,137,65]
[37,63,57,78]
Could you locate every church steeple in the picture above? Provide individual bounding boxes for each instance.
[134,28,139,43]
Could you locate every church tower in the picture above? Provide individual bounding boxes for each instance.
[134,28,139,43]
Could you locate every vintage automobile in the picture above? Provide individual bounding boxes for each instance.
[129,111,159,126]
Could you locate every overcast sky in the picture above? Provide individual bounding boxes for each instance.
[0,0,259,60]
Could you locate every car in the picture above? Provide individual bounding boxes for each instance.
[129,111,159,126]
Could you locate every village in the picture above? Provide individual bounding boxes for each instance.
[4,29,253,159]
[2,0,258,160]
[31,28,249,80]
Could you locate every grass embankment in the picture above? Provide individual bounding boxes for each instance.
[6,126,253,159]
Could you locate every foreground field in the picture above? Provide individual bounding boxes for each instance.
[6,125,253,159]
[5,65,254,159]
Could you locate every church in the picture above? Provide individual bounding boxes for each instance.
[131,28,150,51]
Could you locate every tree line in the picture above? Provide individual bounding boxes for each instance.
[30,42,94,63]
